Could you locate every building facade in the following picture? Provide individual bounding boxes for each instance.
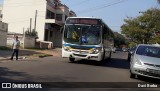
[0,5,8,47]
[2,0,76,47]
[0,5,2,21]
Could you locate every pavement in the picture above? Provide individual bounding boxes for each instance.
[0,48,62,61]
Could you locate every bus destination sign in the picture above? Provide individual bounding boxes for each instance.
[66,18,101,25]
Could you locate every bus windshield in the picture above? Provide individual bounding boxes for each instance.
[64,25,101,45]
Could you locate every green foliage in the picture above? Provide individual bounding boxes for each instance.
[25,28,38,37]
[0,46,11,50]
[121,8,160,44]
[114,32,126,47]
[32,54,52,58]
[128,42,137,48]
[158,0,160,4]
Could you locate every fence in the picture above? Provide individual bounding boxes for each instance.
[0,22,8,47]
[0,30,7,47]
[7,33,35,48]
[7,33,53,49]
[35,40,53,49]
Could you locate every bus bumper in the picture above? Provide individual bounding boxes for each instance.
[62,49,103,61]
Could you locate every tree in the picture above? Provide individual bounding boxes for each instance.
[158,0,160,4]
[121,8,160,44]
[25,28,38,37]
[114,32,126,47]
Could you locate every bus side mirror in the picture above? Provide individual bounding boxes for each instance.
[60,27,64,33]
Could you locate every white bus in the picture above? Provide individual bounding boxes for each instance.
[62,17,114,62]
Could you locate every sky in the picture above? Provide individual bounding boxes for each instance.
[0,0,159,33]
[60,0,159,33]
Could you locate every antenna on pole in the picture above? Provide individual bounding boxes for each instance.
[34,10,37,31]
[30,18,32,33]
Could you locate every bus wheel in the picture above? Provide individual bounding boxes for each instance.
[100,51,105,62]
[69,58,75,62]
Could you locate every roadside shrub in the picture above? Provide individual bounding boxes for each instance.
[0,46,11,50]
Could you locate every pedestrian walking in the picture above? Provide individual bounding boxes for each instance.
[10,36,20,60]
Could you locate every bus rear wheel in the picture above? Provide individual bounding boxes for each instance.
[69,58,75,62]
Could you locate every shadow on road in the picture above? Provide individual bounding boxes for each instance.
[0,67,28,82]
[70,59,160,84]
[68,52,130,69]
[0,67,51,91]
[0,49,45,58]
[70,58,130,69]
[68,52,160,84]
[136,76,160,84]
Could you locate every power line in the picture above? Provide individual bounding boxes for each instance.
[2,17,31,21]
[37,15,46,17]
[3,2,44,7]
[77,0,127,13]
[77,0,128,13]
[109,26,121,27]
[7,19,29,23]
[70,0,91,7]
[3,1,44,5]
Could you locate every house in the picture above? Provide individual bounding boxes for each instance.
[0,5,8,47]
[2,0,76,47]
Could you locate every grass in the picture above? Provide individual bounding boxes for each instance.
[31,54,53,58]
[26,47,48,50]
[0,46,11,50]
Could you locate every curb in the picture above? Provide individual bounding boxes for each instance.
[0,55,53,61]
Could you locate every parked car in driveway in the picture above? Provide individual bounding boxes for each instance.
[130,44,160,79]
[111,47,116,53]
[122,48,128,52]
[127,47,136,61]
[115,48,123,52]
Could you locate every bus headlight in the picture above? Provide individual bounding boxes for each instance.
[89,48,102,54]
[63,46,71,52]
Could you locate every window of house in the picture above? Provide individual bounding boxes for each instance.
[46,10,55,19]
[65,15,68,20]
[0,14,2,18]
[50,31,53,37]
[56,14,62,21]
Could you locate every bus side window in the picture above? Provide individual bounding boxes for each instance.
[60,27,64,33]
[103,27,107,40]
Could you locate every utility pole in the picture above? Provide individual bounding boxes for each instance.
[23,27,25,49]
[34,10,37,31]
[23,27,25,34]
[30,18,32,33]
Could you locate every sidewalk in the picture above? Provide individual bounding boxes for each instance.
[0,48,62,61]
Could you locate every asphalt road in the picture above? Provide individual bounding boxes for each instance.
[0,52,159,91]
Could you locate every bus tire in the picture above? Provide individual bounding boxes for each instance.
[100,51,105,62]
[69,58,75,62]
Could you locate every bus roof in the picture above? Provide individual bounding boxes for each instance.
[67,17,101,20]
[66,17,113,33]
